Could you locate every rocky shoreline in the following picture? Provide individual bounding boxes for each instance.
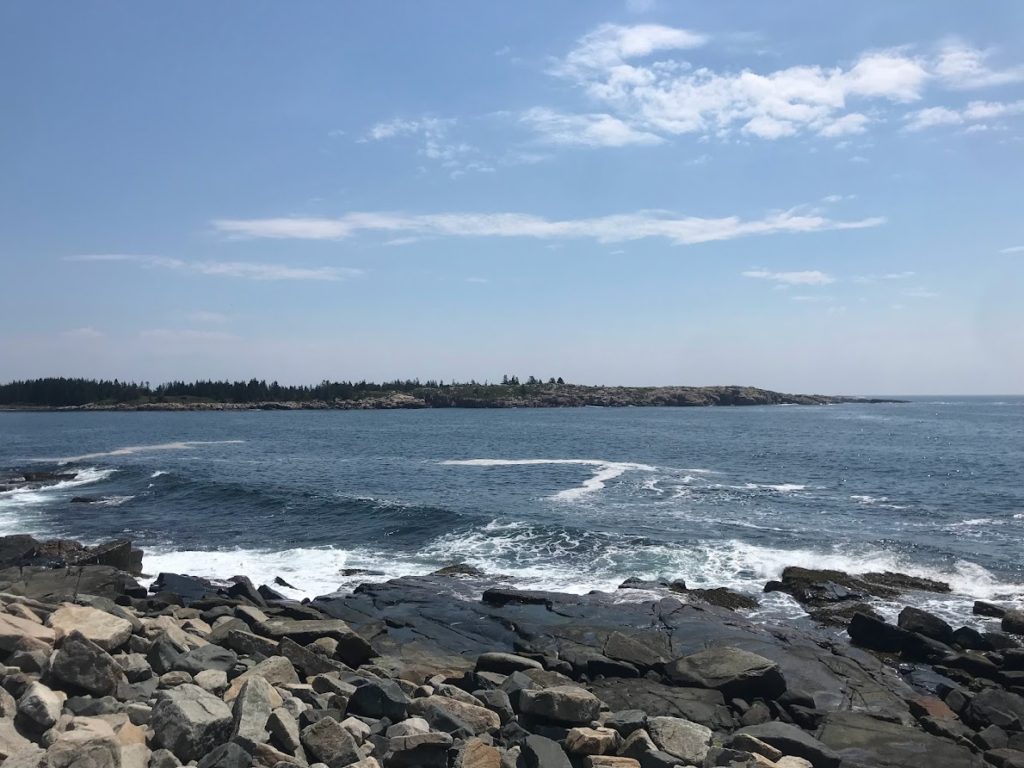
[0,386,905,412]
[0,535,1022,767]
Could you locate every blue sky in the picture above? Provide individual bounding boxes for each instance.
[1,1,1022,394]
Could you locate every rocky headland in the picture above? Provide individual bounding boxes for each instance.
[0,533,1022,768]
[0,384,904,412]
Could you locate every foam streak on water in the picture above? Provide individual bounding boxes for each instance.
[442,458,656,500]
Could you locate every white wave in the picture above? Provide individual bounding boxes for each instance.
[0,468,116,505]
[1015,513,1024,520]
[742,483,807,492]
[442,458,656,501]
[90,495,135,507]
[150,470,169,478]
[43,441,245,464]
[849,494,908,510]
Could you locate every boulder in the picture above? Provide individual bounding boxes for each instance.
[847,612,912,653]
[300,717,361,767]
[0,719,35,761]
[278,636,350,677]
[665,647,786,700]
[584,759,640,768]
[46,603,133,652]
[17,681,64,730]
[224,656,299,701]
[590,678,732,731]
[50,630,125,696]
[253,618,374,666]
[196,742,252,768]
[387,732,453,767]
[1004,611,1024,636]
[518,686,602,725]
[737,722,841,768]
[410,695,501,735]
[897,606,954,644]
[267,707,302,755]
[645,716,712,764]
[0,613,56,652]
[348,678,411,721]
[232,676,282,750]
[965,689,1024,731]
[975,601,1008,618]
[150,684,233,762]
[456,737,501,768]
[45,717,121,768]
[174,644,238,676]
[565,727,620,756]
[521,734,572,768]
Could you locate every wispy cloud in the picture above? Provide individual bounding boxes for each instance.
[213,207,884,247]
[854,270,916,283]
[67,254,360,282]
[520,107,663,147]
[904,286,939,298]
[904,99,1024,131]
[363,116,493,176]
[1001,245,1024,254]
[932,40,1024,90]
[743,269,836,285]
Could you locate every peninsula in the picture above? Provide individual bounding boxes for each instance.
[0,377,902,411]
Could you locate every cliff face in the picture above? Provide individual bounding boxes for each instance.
[38,385,902,411]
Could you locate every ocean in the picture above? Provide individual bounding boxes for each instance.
[1,398,1022,627]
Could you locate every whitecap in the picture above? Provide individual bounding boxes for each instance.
[150,470,169,478]
[442,458,656,501]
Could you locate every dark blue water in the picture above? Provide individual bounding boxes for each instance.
[1,399,1022,624]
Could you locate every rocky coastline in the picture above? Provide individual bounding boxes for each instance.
[0,386,905,412]
[0,533,1022,768]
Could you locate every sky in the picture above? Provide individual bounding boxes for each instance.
[1,1,1022,394]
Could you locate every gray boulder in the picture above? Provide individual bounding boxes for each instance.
[518,686,602,725]
[49,630,125,696]
[521,734,571,768]
[645,716,712,764]
[737,722,841,768]
[150,684,233,762]
[300,717,361,767]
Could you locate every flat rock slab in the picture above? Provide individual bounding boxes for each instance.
[46,603,133,652]
[589,679,733,731]
[817,711,985,768]
[0,613,55,652]
[666,646,786,701]
[738,722,841,768]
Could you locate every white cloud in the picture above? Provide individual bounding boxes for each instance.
[555,23,707,78]
[62,327,103,339]
[363,116,491,176]
[904,99,1024,131]
[214,207,884,247]
[521,107,663,147]
[543,27,1022,145]
[933,41,1024,89]
[1000,245,1024,254]
[743,269,836,285]
[67,254,360,282]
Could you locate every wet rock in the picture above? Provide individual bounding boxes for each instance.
[975,601,1008,618]
[898,606,954,645]
[737,722,841,768]
[985,749,1024,768]
[1004,611,1024,636]
[686,588,759,611]
[150,684,233,762]
[847,611,912,653]
[965,688,1024,731]
[50,630,125,696]
[518,686,602,725]
[665,647,786,701]
[300,717,361,767]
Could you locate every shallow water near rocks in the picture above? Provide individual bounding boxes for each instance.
[1,398,1022,629]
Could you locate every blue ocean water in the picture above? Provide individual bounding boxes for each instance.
[1,399,1022,624]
